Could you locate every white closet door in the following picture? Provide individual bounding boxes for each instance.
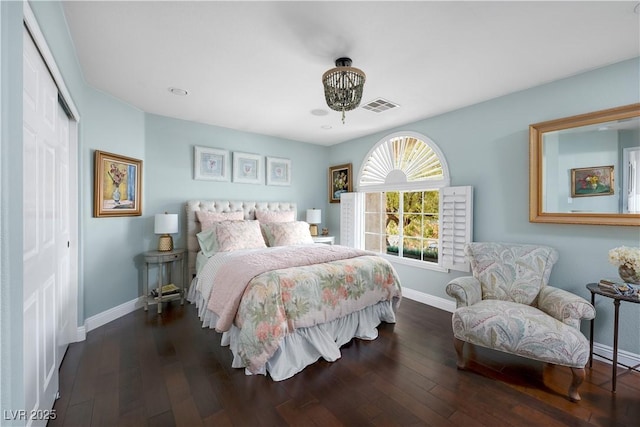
[23,25,70,424]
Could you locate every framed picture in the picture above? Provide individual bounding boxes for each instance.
[93,150,142,217]
[571,165,614,197]
[233,152,263,184]
[266,157,291,186]
[329,163,353,203]
[194,146,230,181]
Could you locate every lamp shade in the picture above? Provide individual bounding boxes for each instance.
[306,209,321,225]
[154,213,178,235]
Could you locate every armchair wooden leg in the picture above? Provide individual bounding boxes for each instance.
[454,338,466,369]
[568,367,584,402]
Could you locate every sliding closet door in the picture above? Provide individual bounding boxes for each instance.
[23,25,72,423]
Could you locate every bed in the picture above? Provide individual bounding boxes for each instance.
[186,200,402,380]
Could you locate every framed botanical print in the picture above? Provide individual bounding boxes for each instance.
[233,152,263,184]
[93,150,142,217]
[194,146,230,181]
[266,157,291,186]
[328,163,352,203]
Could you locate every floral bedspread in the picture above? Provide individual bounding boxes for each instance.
[205,248,402,374]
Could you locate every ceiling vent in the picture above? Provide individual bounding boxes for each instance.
[361,98,400,113]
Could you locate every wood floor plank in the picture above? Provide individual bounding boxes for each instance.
[51,297,635,426]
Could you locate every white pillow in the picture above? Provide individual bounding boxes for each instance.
[261,221,313,247]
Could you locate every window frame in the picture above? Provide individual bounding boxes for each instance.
[363,189,446,271]
[347,131,471,272]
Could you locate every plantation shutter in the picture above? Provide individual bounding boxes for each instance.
[340,192,365,249]
[440,186,473,272]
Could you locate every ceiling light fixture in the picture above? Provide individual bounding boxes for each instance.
[322,57,366,124]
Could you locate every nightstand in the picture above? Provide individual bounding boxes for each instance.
[312,236,335,245]
[142,248,185,314]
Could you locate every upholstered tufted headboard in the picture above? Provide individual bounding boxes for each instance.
[185,200,297,277]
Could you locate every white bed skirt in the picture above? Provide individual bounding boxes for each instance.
[187,278,397,381]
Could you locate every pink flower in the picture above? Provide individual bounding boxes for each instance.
[255,322,270,341]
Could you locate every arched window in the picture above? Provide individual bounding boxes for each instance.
[342,132,471,272]
[358,131,450,191]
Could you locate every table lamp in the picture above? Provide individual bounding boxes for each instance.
[306,208,321,237]
[154,212,178,251]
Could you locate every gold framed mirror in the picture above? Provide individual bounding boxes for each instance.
[529,104,640,226]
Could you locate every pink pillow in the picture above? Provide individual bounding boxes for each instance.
[255,210,295,223]
[215,220,267,252]
[261,221,313,247]
[196,210,245,230]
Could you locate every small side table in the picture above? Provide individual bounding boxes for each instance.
[312,236,335,245]
[586,282,640,392]
[143,248,185,314]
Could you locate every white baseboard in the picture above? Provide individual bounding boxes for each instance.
[401,287,456,313]
[592,342,640,370]
[75,296,144,340]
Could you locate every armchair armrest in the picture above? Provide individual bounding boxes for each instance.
[537,285,595,329]
[446,276,482,308]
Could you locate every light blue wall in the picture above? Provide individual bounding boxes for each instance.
[1,0,26,417]
[327,57,640,354]
[7,1,640,381]
[143,114,328,253]
[27,1,330,320]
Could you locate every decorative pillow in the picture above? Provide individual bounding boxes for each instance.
[196,210,245,230]
[215,220,267,252]
[255,210,296,223]
[196,227,222,257]
[261,221,314,247]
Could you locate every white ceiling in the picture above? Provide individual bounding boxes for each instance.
[61,1,640,146]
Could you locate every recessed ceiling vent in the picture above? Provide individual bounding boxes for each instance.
[361,98,400,113]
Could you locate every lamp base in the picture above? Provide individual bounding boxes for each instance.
[309,224,318,237]
[158,235,173,252]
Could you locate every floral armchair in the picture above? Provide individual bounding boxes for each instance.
[445,242,595,401]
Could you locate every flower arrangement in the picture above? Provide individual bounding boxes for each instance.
[108,163,126,187]
[609,246,640,271]
[334,171,348,192]
[609,246,640,285]
[584,174,599,187]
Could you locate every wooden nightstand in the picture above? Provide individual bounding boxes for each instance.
[312,236,335,245]
[143,248,185,314]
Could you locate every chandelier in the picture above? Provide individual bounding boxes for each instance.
[322,57,366,124]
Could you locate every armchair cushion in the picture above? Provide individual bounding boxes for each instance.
[452,299,590,368]
[537,286,596,329]
[465,242,558,305]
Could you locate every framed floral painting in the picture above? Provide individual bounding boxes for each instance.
[94,150,142,217]
[194,146,230,181]
[266,157,291,186]
[328,163,352,203]
[233,152,262,184]
[570,165,614,197]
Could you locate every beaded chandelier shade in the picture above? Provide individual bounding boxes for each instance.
[322,57,366,124]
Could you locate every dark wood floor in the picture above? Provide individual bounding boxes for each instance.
[49,298,638,427]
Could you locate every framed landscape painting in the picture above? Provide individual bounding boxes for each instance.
[570,165,614,197]
[94,150,142,217]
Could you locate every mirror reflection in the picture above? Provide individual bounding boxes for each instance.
[529,104,640,226]
[542,116,640,214]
